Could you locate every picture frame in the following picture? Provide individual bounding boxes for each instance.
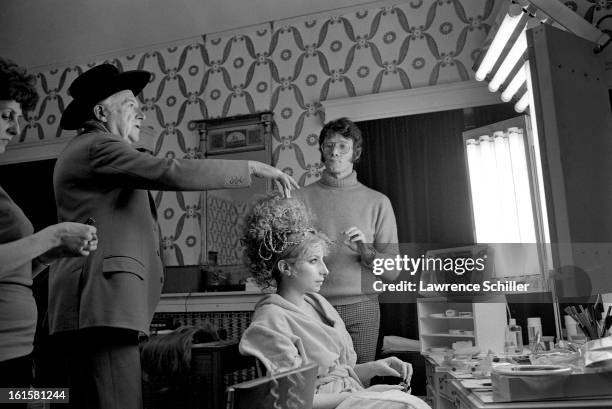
[192,112,272,156]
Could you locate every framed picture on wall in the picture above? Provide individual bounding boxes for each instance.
[194,112,271,156]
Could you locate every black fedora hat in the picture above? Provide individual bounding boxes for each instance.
[60,64,151,130]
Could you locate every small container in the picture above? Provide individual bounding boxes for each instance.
[207,270,228,287]
[541,336,555,351]
[207,251,218,266]
[505,318,523,354]
[445,309,457,317]
[527,317,543,351]
[564,315,580,338]
[473,355,493,377]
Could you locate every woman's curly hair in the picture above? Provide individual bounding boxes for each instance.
[0,57,39,112]
[242,194,330,289]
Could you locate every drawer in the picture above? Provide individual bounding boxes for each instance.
[435,372,453,400]
[425,396,436,409]
[449,381,473,409]
[426,370,434,389]
[425,384,437,409]
[425,361,434,378]
[426,384,435,398]
[451,393,472,409]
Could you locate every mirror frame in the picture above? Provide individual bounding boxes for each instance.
[192,112,274,265]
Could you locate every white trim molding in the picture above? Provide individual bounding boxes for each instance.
[0,136,72,165]
[321,80,504,123]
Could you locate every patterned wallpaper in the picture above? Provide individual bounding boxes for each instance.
[207,195,250,265]
[565,0,612,28]
[14,0,607,266]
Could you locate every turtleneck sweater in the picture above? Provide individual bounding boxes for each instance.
[294,170,398,305]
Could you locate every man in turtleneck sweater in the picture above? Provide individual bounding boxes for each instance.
[294,117,400,363]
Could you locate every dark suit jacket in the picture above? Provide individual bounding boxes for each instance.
[49,122,251,334]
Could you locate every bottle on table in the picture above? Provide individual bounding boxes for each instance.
[505,318,523,354]
[527,317,543,352]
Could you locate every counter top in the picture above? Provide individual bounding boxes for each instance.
[448,378,612,409]
[157,291,266,312]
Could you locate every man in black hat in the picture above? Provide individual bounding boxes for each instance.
[48,64,297,409]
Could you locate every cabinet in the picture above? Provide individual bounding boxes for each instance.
[424,357,453,409]
[417,298,506,354]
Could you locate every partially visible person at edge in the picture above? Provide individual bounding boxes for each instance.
[294,117,400,363]
[47,63,297,409]
[0,57,98,409]
[239,195,429,409]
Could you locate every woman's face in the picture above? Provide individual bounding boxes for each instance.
[284,243,329,293]
[0,100,23,155]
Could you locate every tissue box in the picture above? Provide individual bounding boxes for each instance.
[492,371,612,402]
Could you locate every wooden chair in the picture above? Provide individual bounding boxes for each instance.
[226,362,318,409]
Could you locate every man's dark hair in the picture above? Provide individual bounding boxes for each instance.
[0,57,39,112]
[318,117,363,164]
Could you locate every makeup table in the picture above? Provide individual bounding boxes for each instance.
[423,356,612,409]
[445,378,612,409]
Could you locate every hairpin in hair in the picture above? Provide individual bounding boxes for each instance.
[257,227,315,261]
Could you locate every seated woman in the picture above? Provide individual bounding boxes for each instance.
[239,195,430,409]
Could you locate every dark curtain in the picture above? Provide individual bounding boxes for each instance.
[466,103,518,130]
[357,109,475,251]
[354,102,515,342]
[0,159,57,231]
[0,159,57,386]
[356,109,472,341]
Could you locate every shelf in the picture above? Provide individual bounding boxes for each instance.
[421,333,475,338]
[417,299,506,354]
[157,291,265,312]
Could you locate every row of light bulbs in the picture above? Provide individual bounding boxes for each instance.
[473,0,609,114]
[474,2,536,113]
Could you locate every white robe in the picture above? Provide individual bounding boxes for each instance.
[239,292,430,409]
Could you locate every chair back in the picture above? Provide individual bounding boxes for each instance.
[226,362,318,409]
